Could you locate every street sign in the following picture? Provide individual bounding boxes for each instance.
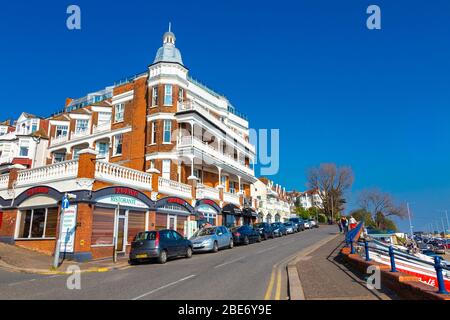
[59,205,78,253]
[62,195,70,209]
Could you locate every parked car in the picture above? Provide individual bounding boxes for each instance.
[283,222,296,234]
[230,225,261,245]
[303,220,311,229]
[308,219,318,228]
[129,229,192,264]
[271,222,288,237]
[428,240,446,255]
[288,217,304,232]
[189,226,233,253]
[254,222,275,240]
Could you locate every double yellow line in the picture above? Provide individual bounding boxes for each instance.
[264,263,283,300]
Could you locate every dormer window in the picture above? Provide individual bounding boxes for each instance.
[75,119,89,133]
[55,125,68,137]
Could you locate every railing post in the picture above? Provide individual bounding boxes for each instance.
[350,241,355,254]
[77,149,98,179]
[389,246,397,272]
[364,240,371,261]
[434,256,449,295]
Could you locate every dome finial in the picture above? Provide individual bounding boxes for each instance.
[168,22,171,33]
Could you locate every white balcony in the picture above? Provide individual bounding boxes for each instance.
[177,100,256,154]
[177,136,254,177]
[93,122,111,134]
[16,160,79,187]
[223,191,240,206]
[158,177,192,199]
[0,155,12,165]
[71,128,90,139]
[196,184,220,201]
[95,162,152,191]
[50,134,69,146]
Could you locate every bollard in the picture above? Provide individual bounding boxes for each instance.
[350,241,355,254]
[389,246,397,272]
[434,256,449,295]
[364,240,371,261]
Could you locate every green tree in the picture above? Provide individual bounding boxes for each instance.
[350,209,376,228]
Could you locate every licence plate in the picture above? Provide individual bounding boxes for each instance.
[136,254,148,258]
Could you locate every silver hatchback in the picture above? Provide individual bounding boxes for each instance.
[189,226,234,253]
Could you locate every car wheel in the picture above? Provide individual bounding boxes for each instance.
[129,259,138,265]
[264,233,268,241]
[257,235,262,243]
[212,241,219,253]
[244,236,250,245]
[229,239,234,249]
[158,250,168,264]
[185,246,193,258]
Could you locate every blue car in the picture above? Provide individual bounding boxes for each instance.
[271,222,288,237]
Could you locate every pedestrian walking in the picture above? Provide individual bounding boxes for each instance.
[337,218,343,233]
[341,216,349,234]
[349,216,357,230]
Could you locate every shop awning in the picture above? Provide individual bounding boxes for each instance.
[222,203,242,216]
[243,207,258,218]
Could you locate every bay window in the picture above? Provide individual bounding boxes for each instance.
[151,121,157,144]
[152,86,158,106]
[164,84,172,106]
[163,120,172,143]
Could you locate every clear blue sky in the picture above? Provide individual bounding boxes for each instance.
[1,1,449,232]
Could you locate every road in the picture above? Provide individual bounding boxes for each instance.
[0,225,337,300]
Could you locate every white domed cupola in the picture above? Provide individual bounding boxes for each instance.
[153,23,184,65]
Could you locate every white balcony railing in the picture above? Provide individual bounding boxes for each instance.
[93,122,111,134]
[71,128,90,139]
[95,162,152,191]
[196,184,220,201]
[158,177,192,199]
[177,136,254,176]
[223,191,240,206]
[0,173,9,190]
[16,160,79,186]
[177,100,256,154]
[50,134,69,146]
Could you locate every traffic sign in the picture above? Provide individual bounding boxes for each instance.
[62,195,70,210]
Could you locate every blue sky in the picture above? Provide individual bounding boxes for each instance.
[1,0,449,232]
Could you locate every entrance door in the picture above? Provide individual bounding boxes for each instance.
[116,209,127,253]
[168,215,176,230]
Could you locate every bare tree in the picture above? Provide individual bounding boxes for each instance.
[357,189,407,228]
[307,163,354,218]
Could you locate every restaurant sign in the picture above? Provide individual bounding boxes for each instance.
[97,195,148,209]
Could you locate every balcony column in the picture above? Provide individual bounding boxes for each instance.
[216,166,224,202]
[147,162,160,194]
[7,164,26,190]
[77,149,98,180]
[187,155,198,200]
[238,176,244,206]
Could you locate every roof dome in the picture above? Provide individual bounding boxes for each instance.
[153,25,183,65]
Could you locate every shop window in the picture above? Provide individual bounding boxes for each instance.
[91,207,114,245]
[225,214,235,227]
[17,208,58,239]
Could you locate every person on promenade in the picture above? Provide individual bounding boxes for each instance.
[336,218,343,233]
[341,216,349,234]
[349,216,357,230]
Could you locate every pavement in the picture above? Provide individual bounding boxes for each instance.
[0,225,336,300]
[0,242,129,274]
[295,235,399,300]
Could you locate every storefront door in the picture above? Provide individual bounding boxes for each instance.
[116,210,127,253]
[168,215,176,230]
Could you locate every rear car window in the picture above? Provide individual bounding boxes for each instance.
[134,232,156,241]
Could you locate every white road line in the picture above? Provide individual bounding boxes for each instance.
[213,256,245,269]
[8,278,36,287]
[256,246,277,254]
[132,275,196,300]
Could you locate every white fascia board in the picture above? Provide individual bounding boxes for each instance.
[91,106,112,113]
[112,90,134,105]
[145,152,179,161]
[69,114,91,120]
[147,113,176,122]
[147,75,188,88]
[49,120,70,126]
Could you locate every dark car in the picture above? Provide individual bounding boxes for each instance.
[129,229,193,264]
[230,225,261,245]
[428,240,446,255]
[288,217,305,232]
[271,222,287,237]
[253,222,275,240]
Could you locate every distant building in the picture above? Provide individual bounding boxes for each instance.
[251,178,291,223]
[288,189,323,211]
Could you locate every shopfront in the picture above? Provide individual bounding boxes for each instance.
[12,186,64,255]
[222,203,243,228]
[195,199,221,227]
[90,187,154,258]
[243,208,258,226]
[155,197,194,237]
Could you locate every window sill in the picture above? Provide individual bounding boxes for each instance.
[162,142,172,145]
[111,154,122,158]
[113,120,124,124]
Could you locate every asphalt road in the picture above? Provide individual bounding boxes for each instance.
[0,225,337,300]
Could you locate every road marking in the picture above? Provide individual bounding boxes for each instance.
[256,246,277,254]
[8,278,36,287]
[213,257,245,269]
[132,274,196,300]
[264,267,276,300]
[275,268,282,300]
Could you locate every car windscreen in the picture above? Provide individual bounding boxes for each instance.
[193,228,216,237]
[254,223,264,228]
[134,231,156,241]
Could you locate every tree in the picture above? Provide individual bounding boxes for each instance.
[350,208,376,228]
[307,163,354,218]
[357,189,407,229]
